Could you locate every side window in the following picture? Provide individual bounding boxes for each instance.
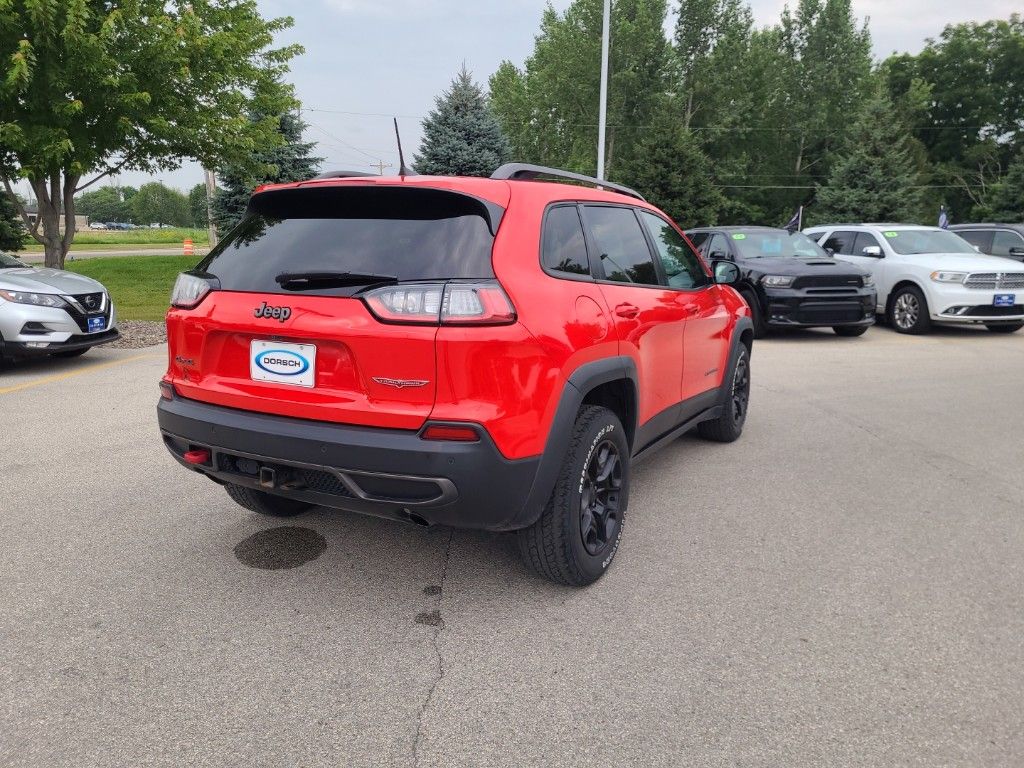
[638,211,709,290]
[852,232,883,256]
[581,206,660,286]
[992,230,1024,257]
[687,232,709,251]
[541,205,590,276]
[823,230,858,255]
[705,233,730,259]
[956,230,991,252]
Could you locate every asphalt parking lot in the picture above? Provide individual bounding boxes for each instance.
[2,325,1023,767]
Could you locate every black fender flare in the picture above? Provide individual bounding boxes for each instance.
[716,316,754,407]
[507,356,638,530]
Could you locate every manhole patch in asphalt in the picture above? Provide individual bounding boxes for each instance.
[233,526,327,570]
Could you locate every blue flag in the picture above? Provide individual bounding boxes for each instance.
[938,205,949,229]
[783,206,803,233]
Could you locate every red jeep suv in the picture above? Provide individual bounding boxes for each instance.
[157,164,753,585]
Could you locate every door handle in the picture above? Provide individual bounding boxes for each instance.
[615,303,639,319]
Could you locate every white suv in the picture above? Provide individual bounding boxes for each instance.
[803,224,1024,334]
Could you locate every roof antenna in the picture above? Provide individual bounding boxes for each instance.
[394,117,416,176]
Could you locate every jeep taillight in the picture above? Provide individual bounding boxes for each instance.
[363,281,516,326]
[170,272,219,309]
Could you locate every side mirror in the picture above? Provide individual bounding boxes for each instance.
[862,245,883,258]
[1010,246,1024,257]
[710,250,729,260]
[713,260,740,285]
[825,247,835,256]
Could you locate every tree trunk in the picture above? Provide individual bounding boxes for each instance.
[27,172,79,269]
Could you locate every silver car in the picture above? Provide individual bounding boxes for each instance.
[0,252,119,360]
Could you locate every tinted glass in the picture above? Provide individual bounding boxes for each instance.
[823,231,857,255]
[639,211,708,289]
[882,229,976,255]
[955,230,992,252]
[852,232,883,255]
[705,234,730,259]
[198,186,498,295]
[687,232,709,250]
[992,230,1024,257]
[582,206,659,285]
[542,206,590,276]
[731,231,829,259]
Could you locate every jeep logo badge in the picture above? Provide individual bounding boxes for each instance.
[254,302,292,322]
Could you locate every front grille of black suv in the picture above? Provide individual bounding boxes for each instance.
[791,275,864,290]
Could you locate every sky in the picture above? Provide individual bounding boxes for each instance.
[75,0,1021,196]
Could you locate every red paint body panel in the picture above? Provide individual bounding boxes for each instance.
[163,175,749,462]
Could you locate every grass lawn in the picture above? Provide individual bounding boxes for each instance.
[21,227,209,251]
[66,255,197,321]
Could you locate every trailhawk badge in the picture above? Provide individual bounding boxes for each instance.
[372,377,429,389]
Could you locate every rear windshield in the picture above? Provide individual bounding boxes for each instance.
[197,185,500,295]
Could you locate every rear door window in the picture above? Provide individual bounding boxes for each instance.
[581,206,660,286]
[541,205,591,277]
[823,231,858,255]
[197,186,500,296]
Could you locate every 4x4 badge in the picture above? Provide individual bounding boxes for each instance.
[372,377,429,389]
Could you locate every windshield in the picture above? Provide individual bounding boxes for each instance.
[197,185,499,296]
[882,229,977,255]
[731,231,829,259]
[0,252,26,269]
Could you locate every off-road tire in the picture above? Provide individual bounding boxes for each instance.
[887,285,931,334]
[833,325,868,337]
[698,344,751,443]
[517,405,629,587]
[985,322,1023,334]
[225,483,315,517]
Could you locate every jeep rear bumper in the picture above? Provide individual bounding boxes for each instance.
[157,391,541,531]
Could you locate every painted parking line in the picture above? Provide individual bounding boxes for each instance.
[0,352,162,396]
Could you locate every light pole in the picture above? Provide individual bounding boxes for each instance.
[596,0,611,180]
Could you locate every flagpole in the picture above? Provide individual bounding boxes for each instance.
[797,205,803,231]
[596,0,611,180]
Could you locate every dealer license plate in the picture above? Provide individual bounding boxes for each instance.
[87,316,106,333]
[993,294,1015,307]
[250,340,316,388]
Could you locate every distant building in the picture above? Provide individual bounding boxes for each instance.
[23,202,89,232]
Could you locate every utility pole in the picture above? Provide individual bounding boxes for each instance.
[596,0,611,181]
[204,168,218,247]
[372,160,393,176]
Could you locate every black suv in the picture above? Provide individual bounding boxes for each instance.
[949,224,1024,262]
[686,226,876,337]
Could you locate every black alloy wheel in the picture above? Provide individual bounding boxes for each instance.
[579,439,623,556]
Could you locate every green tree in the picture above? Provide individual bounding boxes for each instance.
[621,110,725,226]
[76,186,133,224]
[131,182,191,226]
[212,111,321,233]
[414,66,510,176]
[0,1,301,268]
[812,89,923,223]
[0,192,25,251]
[490,0,671,179]
[987,150,1024,222]
[189,183,210,229]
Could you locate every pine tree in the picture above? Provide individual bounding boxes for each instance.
[0,192,26,251]
[812,88,923,224]
[621,111,725,226]
[212,111,322,234]
[414,66,510,177]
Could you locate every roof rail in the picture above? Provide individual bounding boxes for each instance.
[490,163,645,202]
[313,170,379,180]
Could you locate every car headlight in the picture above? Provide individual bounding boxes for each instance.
[861,274,875,287]
[0,289,69,308]
[762,275,794,288]
[930,271,967,284]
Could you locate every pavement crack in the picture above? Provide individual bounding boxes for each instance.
[413,529,453,768]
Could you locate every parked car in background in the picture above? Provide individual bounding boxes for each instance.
[949,224,1024,263]
[0,252,119,360]
[89,222,108,230]
[157,164,754,586]
[804,224,1024,334]
[685,226,875,337]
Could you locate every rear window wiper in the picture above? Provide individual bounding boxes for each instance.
[274,271,399,289]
